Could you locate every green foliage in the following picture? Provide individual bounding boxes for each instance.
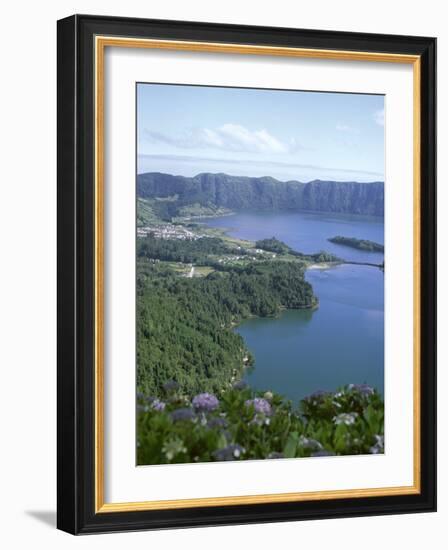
[328,235,384,252]
[137,234,240,265]
[297,250,342,263]
[135,223,383,467]
[255,237,291,255]
[137,260,316,397]
[136,198,158,227]
[137,172,385,218]
[283,432,300,458]
[175,203,233,219]
[137,384,384,464]
[255,236,341,264]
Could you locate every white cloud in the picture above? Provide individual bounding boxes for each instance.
[144,123,294,154]
[138,153,384,179]
[374,108,385,126]
[336,123,357,133]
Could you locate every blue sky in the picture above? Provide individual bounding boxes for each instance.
[137,83,384,182]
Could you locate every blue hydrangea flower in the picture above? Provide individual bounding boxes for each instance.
[312,449,336,457]
[170,408,196,423]
[303,390,332,403]
[213,444,245,461]
[206,417,228,429]
[192,392,219,412]
[144,395,156,403]
[163,380,180,393]
[245,397,272,416]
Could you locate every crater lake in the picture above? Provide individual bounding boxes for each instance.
[203,211,384,403]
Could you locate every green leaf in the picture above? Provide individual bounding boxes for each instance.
[283,431,299,458]
[217,433,228,449]
[364,405,380,434]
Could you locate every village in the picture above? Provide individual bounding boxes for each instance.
[137,220,279,275]
[137,222,206,241]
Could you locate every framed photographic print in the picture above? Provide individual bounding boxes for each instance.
[57,14,436,534]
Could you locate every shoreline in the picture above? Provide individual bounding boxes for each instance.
[196,214,384,269]
[307,260,383,270]
[175,210,236,222]
[177,207,384,223]
[306,262,339,270]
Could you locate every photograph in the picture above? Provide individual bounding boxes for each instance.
[135,83,385,465]
[54,12,436,535]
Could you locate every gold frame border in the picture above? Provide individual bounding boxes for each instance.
[94,36,422,513]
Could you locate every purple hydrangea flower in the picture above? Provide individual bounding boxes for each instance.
[348,383,375,396]
[170,408,196,423]
[151,399,166,412]
[245,397,272,416]
[192,393,219,412]
[213,444,245,461]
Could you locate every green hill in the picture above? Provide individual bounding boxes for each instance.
[137,172,384,219]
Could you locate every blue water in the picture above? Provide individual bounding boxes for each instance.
[203,211,384,403]
[203,211,384,263]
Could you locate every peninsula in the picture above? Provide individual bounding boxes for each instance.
[328,235,384,252]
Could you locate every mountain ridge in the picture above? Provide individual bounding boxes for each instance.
[137,172,384,217]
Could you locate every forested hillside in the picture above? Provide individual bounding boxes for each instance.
[328,235,384,252]
[137,260,316,396]
[137,172,384,218]
[135,203,385,464]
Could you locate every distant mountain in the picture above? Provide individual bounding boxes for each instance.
[137,172,384,218]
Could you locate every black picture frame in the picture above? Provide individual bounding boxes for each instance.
[57,14,436,534]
